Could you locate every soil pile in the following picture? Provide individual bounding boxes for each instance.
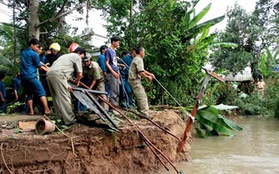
[0,110,192,174]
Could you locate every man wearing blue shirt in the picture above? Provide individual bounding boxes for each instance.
[20,38,50,115]
[0,73,7,113]
[97,45,108,74]
[105,36,125,107]
[12,72,21,101]
[97,45,110,97]
[118,49,136,108]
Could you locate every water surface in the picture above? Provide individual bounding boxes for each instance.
[160,117,279,174]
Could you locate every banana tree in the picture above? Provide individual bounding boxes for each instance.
[259,47,279,79]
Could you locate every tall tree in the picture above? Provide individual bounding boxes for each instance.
[209,0,278,81]
[209,4,255,75]
[0,0,96,39]
[0,0,103,66]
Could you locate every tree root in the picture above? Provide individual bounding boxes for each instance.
[1,143,13,174]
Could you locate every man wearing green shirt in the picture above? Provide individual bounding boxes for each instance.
[128,47,155,118]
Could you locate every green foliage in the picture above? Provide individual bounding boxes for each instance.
[264,76,279,118]
[202,82,224,106]
[0,24,24,69]
[0,64,13,76]
[0,0,95,59]
[259,47,279,79]
[274,99,279,118]
[233,97,264,116]
[195,105,242,137]
[7,102,25,114]
[103,0,225,106]
[210,0,278,81]
[215,83,238,105]
[231,81,278,116]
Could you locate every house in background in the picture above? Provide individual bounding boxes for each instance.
[225,67,255,94]
[225,67,254,82]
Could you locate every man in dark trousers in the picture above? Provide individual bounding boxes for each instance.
[0,72,7,113]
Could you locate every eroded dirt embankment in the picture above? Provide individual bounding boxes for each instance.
[0,110,192,174]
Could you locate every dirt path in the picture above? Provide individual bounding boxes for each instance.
[0,114,43,122]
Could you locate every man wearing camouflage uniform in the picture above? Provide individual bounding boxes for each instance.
[83,56,108,111]
[128,47,155,117]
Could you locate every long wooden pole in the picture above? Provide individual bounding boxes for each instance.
[177,68,225,152]
[177,74,211,152]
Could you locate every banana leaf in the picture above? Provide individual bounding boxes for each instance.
[260,53,268,77]
[200,28,210,41]
[195,105,242,137]
[194,121,212,137]
[195,34,217,49]
[194,124,206,138]
[210,42,238,48]
[196,108,233,136]
[188,3,211,30]
[184,15,225,41]
[199,106,242,131]
[0,55,13,66]
[217,114,242,131]
[214,104,238,110]
[192,0,200,8]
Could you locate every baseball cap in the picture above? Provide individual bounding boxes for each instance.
[83,56,91,62]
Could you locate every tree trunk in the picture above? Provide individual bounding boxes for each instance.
[28,0,40,39]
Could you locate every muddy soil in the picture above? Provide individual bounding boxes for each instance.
[0,110,191,174]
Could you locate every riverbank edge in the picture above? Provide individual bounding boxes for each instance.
[0,110,191,174]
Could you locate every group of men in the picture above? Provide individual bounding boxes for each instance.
[2,36,155,126]
[19,38,86,125]
[97,36,155,117]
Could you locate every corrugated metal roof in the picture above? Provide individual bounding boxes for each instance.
[225,67,254,82]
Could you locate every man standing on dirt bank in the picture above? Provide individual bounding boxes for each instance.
[20,38,50,115]
[46,47,86,126]
[128,47,155,117]
[0,72,7,113]
[105,36,125,108]
[118,49,136,109]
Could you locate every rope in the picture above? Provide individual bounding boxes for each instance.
[118,58,192,121]
[119,57,193,120]
[154,78,194,121]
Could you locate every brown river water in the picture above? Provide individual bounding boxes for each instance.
[160,117,279,174]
